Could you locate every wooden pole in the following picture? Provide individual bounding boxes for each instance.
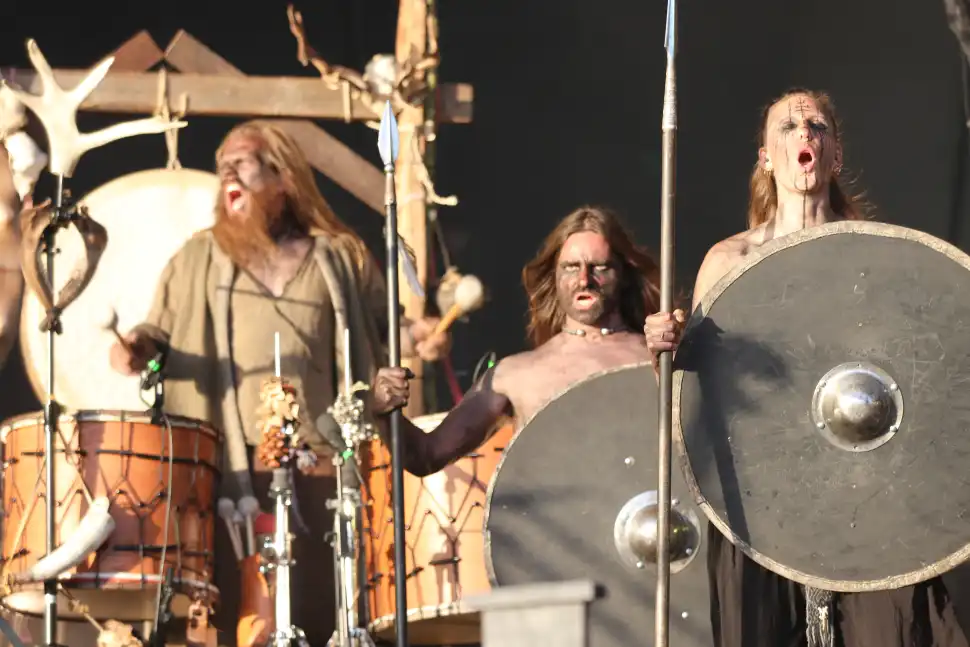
[395,0,429,418]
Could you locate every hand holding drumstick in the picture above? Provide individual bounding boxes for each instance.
[105,310,159,376]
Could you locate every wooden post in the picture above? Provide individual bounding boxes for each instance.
[395,0,430,418]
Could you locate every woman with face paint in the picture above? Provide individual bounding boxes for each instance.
[644,90,969,647]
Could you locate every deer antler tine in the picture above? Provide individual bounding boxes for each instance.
[14,40,192,178]
[24,39,57,96]
[80,117,187,153]
[69,56,114,106]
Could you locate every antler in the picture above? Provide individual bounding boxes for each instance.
[2,39,187,178]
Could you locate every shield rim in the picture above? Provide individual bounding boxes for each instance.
[671,219,970,592]
[481,360,654,587]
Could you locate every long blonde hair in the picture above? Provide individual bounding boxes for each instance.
[522,206,660,348]
[747,88,870,229]
[214,120,370,266]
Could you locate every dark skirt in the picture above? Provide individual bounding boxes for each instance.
[707,522,970,647]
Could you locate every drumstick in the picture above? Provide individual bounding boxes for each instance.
[433,274,485,335]
[103,309,132,352]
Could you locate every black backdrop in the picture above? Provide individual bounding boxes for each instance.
[0,0,965,418]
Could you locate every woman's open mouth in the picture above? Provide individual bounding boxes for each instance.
[797,148,816,172]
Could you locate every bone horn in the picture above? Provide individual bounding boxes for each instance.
[14,497,114,583]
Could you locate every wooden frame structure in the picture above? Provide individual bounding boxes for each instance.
[2,2,472,416]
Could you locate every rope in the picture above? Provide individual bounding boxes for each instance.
[154,68,188,170]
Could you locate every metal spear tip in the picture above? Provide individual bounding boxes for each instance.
[377,100,400,167]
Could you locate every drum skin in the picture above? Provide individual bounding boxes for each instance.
[0,409,221,621]
[18,168,219,412]
[362,412,514,645]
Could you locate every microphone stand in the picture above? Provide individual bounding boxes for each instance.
[39,175,80,647]
[377,101,409,647]
[326,333,377,647]
[655,2,678,647]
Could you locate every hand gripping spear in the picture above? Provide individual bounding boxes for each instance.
[656,1,678,646]
[377,101,410,647]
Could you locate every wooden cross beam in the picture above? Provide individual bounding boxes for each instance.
[1,68,472,124]
[5,28,473,215]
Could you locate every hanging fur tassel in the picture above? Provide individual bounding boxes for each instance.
[805,586,836,647]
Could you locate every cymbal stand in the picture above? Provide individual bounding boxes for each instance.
[326,329,377,647]
[261,442,308,647]
[39,175,81,647]
[258,343,309,647]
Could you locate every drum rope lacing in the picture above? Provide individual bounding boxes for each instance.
[0,413,177,646]
[1,418,95,584]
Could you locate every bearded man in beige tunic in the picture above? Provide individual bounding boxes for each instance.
[108,121,450,646]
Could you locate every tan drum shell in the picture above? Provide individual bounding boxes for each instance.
[361,412,514,645]
[0,409,222,622]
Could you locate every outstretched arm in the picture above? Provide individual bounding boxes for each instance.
[371,364,511,476]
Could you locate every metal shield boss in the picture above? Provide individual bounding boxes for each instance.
[674,220,970,592]
[484,363,712,647]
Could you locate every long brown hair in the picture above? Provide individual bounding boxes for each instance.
[522,206,660,348]
[212,120,369,266]
[747,88,870,228]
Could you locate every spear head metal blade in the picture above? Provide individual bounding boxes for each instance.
[377,101,400,167]
[664,0,677,57]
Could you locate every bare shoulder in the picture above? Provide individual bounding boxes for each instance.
[491,349,538,394]
[691,227,764,311]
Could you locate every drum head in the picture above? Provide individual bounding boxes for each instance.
[483,363,712,647]
[19,168,218,411]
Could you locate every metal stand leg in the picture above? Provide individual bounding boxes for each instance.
[326,458,375,647]
[263,466,308,647]
[40,175,79,647]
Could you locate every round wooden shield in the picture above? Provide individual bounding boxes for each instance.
[19,168,219,411]
[484,363,713,647]
[673,220,970,592]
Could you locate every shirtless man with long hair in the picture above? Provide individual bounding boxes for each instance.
[369,205,659,475]
[108,121,450,645]
[644,89,968,647]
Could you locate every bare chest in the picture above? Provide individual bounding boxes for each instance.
[507,334,649,426]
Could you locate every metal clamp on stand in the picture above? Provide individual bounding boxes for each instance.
[326,331,377,647]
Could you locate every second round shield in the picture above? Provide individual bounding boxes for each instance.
[484,362,712,647]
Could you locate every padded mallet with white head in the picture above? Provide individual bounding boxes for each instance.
[237,495,260,556]
[434,273,485,335]
[218,497,244,561]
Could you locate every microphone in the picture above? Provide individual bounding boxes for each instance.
[140,351,165,392]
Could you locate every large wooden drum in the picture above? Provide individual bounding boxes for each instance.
[361,413,514,645]
[18,168,219,411]
[0,409,222,622]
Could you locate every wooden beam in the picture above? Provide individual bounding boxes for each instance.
[395,0,430,418]
[0,68,472,124]
[109,31,165,72]
[163,30,384,214]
